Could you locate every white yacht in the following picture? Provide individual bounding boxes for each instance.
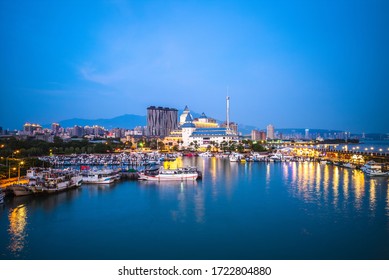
[229,153,243,162]
[138,166,199,181]
[361,161,388,176]
[198,151,213,157]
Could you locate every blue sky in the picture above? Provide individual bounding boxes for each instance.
[1,0,388,133]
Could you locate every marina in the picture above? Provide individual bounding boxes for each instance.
[1,156,389,260]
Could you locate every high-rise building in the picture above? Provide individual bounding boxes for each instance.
[251,129,266,141]
[51,123,60,135]
[72,125,84,137]
[23,123,42,135]
[147,106,178,137]
[266,124,275,140]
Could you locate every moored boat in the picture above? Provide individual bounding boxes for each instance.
[361,161,388,176]
[10,168,83,196]
[8,184,34,197]
[81,170,115,184]
[342,162,356,169]
[138,166,199,181]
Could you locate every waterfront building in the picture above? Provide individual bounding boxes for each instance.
[193,112,219,128]
[266,124,275,140]
[179,106,190,126]
[181,114,197,147]
[163,129,183,150]
[147,106,178,137]
[180,98,239,148]
[190,127,239,147]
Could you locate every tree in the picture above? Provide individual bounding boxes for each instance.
[252,142,267,152]
[172,145,179,151]
[193,140,199,151]
[158,141,165,151]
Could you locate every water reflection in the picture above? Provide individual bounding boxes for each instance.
[8,204,28,256]
[352,171,365,210]
[343,169,349,201]
[266,163,271,187]
[323,165,329,202]
[369,179,376,213]
[2,158,389,260]
[333,167,339,207]
[315,164,321,195]
[387,186,389,218]
[284,162,383,216]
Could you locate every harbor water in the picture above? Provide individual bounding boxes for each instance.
[1,157,389,259]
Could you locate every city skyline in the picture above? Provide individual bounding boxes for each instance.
[1,0,388,133]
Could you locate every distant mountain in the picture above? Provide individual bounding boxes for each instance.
[49,114,147,129]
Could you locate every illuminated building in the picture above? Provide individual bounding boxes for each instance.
[23,123,42,136]
[181,97,239,148]
[193,112,219,128]
[181,114,197,147]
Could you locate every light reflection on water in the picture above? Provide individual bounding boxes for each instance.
[1,158,389,260]
[284,162,389,217]
[8,204,28,257]
[332,166,339,207]
[343,169,349,201]
[353,170,365,210]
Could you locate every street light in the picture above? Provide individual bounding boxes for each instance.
[9,166,16,179]
[6,150,20,167]
[18,161,24,182]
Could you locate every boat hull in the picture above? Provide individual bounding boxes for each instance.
[9,185,34,197]
[138,174,198,181]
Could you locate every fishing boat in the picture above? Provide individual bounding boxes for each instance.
[138,166,199,181]
[10,168,83,196]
